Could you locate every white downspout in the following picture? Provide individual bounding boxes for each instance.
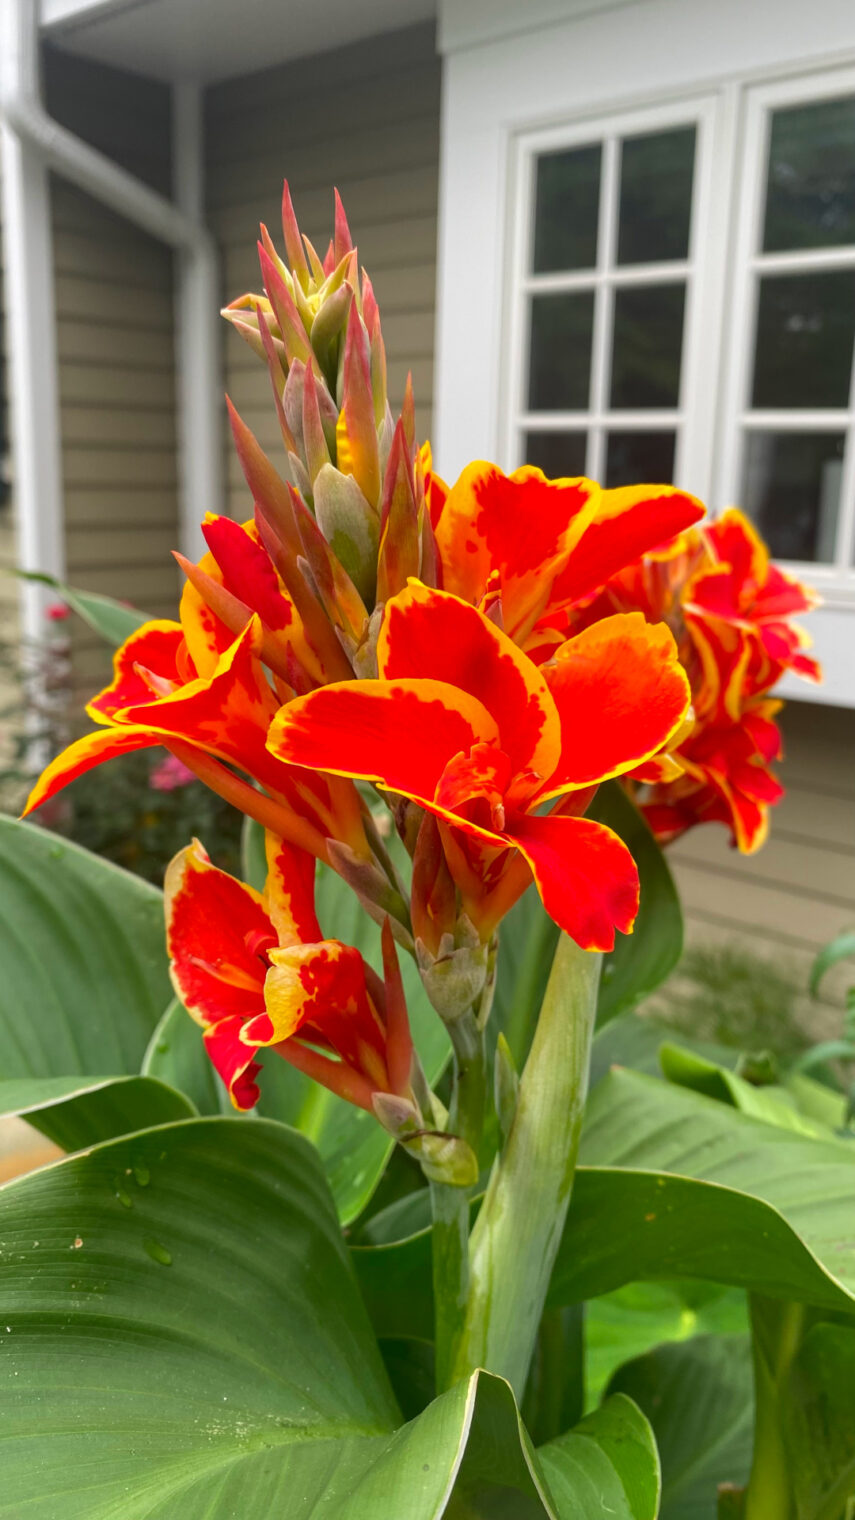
[0,0,223,601]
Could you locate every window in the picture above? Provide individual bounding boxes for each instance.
[508,99,719,494]
[720,73,855,586]
[508,69,855,599]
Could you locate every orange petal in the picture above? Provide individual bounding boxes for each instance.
[506,812,640,951]
[179,548,234,680]
[22,726,160,817]
[549,485,705,611]
[434,461,597,637]
[87,620,187,724]
[268,677,500,807]
[263,831,322,947]
[164,839,272,1028]
[203,1016,263,1110]
[541,612,691,795]
[378,582,561,778]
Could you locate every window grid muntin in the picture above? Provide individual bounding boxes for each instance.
[513,104,710,490]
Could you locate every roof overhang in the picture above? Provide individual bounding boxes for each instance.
[40,0,436,82]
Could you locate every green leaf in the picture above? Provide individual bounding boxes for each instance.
[0,1074,194,1150]
[660,1043,842,1140]
[552,1069,855,1313]
[17,570,150,645]
[142,998,231,1117]
[810,930,855,997]
[0,817,171,1080]
[0,1115,563,1518]
[608,1336,754,1518]
[242,817,450,1225]
[585,1280,749,1410]
[784,1321,855,1520]
[538,1393,661,1520]
[589,1011,739,1091]
[589,783,683,1025]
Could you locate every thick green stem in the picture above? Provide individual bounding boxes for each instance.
[430,1006,486,1392]
[743,1295,804,1520]
[450,935,601,1397]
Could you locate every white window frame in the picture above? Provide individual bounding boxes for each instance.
[504,93,726,497]
[717,64,855,607]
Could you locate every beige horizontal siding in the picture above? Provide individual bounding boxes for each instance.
[206,20,441,521]
[43,45,180,711]
[669,700,855,1027]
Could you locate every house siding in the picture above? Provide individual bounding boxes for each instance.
[43,46,180,708]
[204,21,440,521]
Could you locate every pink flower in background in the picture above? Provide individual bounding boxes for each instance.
[150,754,196,792]
[45,602,71,622]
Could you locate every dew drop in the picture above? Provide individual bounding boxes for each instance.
[115,1184,133,1209]
[133,1163,151,1188]
[143,1237,172,1266]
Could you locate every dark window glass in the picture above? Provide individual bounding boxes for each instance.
[751,271,855,409]
[742,431,844,561]
[533,144,602,273]
[617,126,696,265]
[524,430,588,478]
[610,284,686,408]
[528,292,595,411]
[605,430,676,488]
[763,95,855,252]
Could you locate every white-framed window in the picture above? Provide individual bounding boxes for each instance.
[506,66,855,605]
[719,69,855,599]
[505,95,723,497]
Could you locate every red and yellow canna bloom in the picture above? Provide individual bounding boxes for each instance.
[165,832,413,1112]
[574,508,820,853]
[266,582,692,951]
[23,612,367,865]
[427,460,705,651]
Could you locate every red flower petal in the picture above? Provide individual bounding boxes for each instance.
[378,582,561,777]
[164,839,272,1027]
[22,726,160,817]
[87,621,187,723]
[268,677,499,807]
[541,612,690,794]
[203,1015,262,1111]
[506,811,640,951]
[549,485,705,610]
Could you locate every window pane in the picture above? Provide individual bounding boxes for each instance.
[617,126,696,265]
[610,284,685,408]
[605,430,676,488]
[533,144,602,273]
[742,431,844,562]
[528,292,594,411]
[763,94,855,252]
[751,271,855,409]
[524,430,588,478]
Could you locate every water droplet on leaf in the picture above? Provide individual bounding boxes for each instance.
[143,1237,172,1266]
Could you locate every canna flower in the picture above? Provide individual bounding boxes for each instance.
[427,460,706,651]
[165,832,413,1113]
[266,582,691,952]
[576,508,820,852]
[23,613,368,867]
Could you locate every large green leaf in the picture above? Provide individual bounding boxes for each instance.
[142,998,231,1118]
[0,1113,643,1520]
[538,1394,661,1519]
[18,570,150,645]
[352,1069,855,1345]
[242,817,450,1224]
[608,1336,754,1518]
[0,816,171,1080]
[659,1044,845,1140]
[585,1281,748,1410]
[0,1074,194,1150]
[552,1070,855,1312]
[589,782,683,1025]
